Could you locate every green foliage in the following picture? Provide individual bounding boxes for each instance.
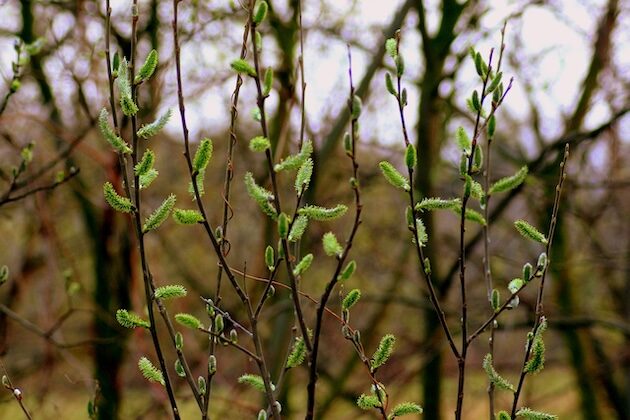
[416,197,460,211]
[175,332,184,349]
[98,108,131,154]
[487,71,503,93]
[456,126,471,151]
[265,245,275,270]
[253,0,268,24]
[525,317,548,374]
[497,411,511,420]
[244,172,277,219]
[230,59,256,77]
[472,146,483,172]
[390,402,423,418]
[274,140,313,172]
[154,285,187,300]
[415,218,428,246]
[385,72,396,96]
[214,314,224,334]
[450,206,487,225]
[143,194,176,232]
[138,357,164,386]
[525,334,545,374]
[286,336,307,368]
[474,181,488,203]
[249,136,270,152]
[135,49,158,83]
[471,89,481,112]
[139,169,159,190]
[342,288,361,312]
[174,360,185,377]
[515,407,557,420]
[263,67,273,96]
[193,138,213,173]
[338,260,356,282]
[379,161,410,191]
[482,354,515,392]
[117,57,138,116]
[404,143,416,168]
[343,132,352,155]
[490,166,528,194]
[514,219,548,244]
[322,232,343,257]
[463,174,472,198]
[351,95,362,119]
[257,409,267,420]
[522,262,533,282]
[371,334,395,371]
[293,253,313,276]
[175,313,202,329]
[208,355,217,375]
[116,309,150,329]
[491,289,500,312]
[288,214,308,242]
[488,115,496,137]
[198,376,206,394]
[385,38,397,59]
[172,208,205,224]
[298,204,348,221]
[295,158,314,194]
[357,393,382,410]
[508,278,524,294]
[238,374,272,393]
[135,149,155,177]
[278,213,289,239]
[103,182,133,213]
[137,109,172,138]
[536,252,548,274]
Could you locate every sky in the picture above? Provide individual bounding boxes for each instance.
[0,0,627,153]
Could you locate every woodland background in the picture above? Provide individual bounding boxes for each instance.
[0,0,629,418]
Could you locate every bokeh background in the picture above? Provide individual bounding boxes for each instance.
[0,0,629,418]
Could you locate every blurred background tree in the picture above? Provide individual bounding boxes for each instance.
[0,0,628,418]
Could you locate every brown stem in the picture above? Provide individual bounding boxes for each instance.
[127,2,180,417]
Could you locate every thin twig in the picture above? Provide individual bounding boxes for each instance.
[510,144,569,418]
[389,32,460,361]
[306,46,363,420]
[1,360,33,420]
[173,1,279,416]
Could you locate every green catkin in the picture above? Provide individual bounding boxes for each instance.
[379,161,410,191]
[172,208,205,224]
[298,204,348,221]
[323,232,343,257]
[142,194,176,232]
[482,354,515,392]
[490,166,528,194]
[154,285,187,300]
[138,357,164,386]
[288,214,309,242]
[342,289,361,311]
[514,219,548,244]
[103,182,133,213]
[174,313,202,329]
[371,334,395,370]
[137,109,172,138]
